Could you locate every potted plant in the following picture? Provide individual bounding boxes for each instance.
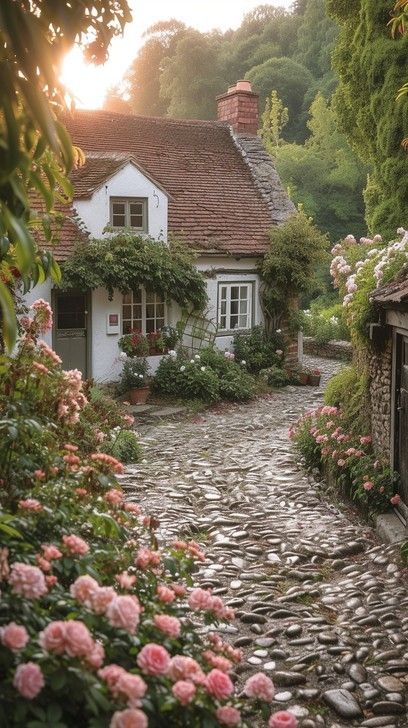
[309,368,321,386]
[119,356,150,404]
[118,331,149,358]
[299,368,310,386]
[159,325,180,352]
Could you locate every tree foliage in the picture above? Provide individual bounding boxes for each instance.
[0,0,131,348]
[61,233,208,311]
[328,0,408,238]
[260,91,289,150]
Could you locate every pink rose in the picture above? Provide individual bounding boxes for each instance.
[86,640,105,669]
[9,562,47,599]
[168,655,205,684]
[216,706,242,726]
[116,672,147,705]
[105,489,123,505]
[363,481,374,491]
[154,614,181,639]
[41,544,62,560]
[18,499,43,511]
[99,664,126,691]
[156,585,175,603]
[106,595,140,634]
[70,574,99,606]
[1,623,29,651]
[391,494,401,505]
[137,643,171,676]
[116,572,137,590]
[188,587,214,611]
[268,711,298,728]
[244,672,275,701]
[39,621,66,654]
[64,621,94,657]
[90,586,116,614]
[62,534,89,555]
[13,662,44,699]
[205,669,234,700]
[110,709,148,728]
[172,680,196,705]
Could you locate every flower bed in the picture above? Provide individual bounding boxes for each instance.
[0,300,297,727]
[290,405,400,515]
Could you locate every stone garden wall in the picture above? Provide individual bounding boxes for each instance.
[303,337,353,361]
[369,337,393,461]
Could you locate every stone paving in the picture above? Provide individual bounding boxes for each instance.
[120,356,408,728]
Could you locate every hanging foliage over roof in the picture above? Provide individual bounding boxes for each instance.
[60,233,208,311]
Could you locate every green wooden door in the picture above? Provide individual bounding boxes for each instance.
[54,292,89,377]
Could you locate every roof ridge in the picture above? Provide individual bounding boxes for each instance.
[66,108,229,130]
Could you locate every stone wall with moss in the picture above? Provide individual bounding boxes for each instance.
[369,337,393,461]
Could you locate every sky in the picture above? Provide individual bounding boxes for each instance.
[61,0,293,109]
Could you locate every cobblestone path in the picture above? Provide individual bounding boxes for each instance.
[121,357,408,728]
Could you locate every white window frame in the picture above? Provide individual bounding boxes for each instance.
[110,197,148,232]
[217,282,253,332]
[122,288,166,335]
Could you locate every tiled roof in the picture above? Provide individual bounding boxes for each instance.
[58,110,293,258]
[32,201,89,261]
[370,269,408,306]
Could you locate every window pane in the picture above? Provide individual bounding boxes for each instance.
[123,305,131,319]
[123,292,132,304]
[130,214,143,228]
[129,202,143,215]
[156,318,165,329]
[145,291,155,304]
[112,202,125,215]
[220,286,227,300]
[220,315,226,329]
[239,300,248,314]
[146,304,155,318]
[132,289,142,303]
[239,315,248,328]
[123,320,131,334]
[231,299,239,316]
[240,286,248,300]
[146,319,155,333]
[231,286,239,300]
[230,315,239,329]
[156,304,165,318]
[113,214,126,227]
[133,305,142,319]
[57,294,86,329]
[220,301,226,316]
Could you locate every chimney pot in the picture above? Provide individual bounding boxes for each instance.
[236,80,252,92]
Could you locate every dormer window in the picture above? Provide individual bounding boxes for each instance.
[110,197,148,232]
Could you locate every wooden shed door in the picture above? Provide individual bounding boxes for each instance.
[397,337,408,505]
[54,292,89,377]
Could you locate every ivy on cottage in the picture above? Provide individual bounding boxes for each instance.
[60,233,208,311]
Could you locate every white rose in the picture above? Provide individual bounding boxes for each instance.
[195,354,201,360]
[119,352,127,361]
[168,350,177,358]
[180,366,186,372]
[241,360,246,365]
[200,366,206,372]
[190,359,195,364]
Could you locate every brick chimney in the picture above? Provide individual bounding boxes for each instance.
[216,80,259,135]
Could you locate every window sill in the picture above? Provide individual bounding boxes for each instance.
[216,328,251,336]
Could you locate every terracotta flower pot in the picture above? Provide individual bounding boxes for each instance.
[129,386,150,405]
[309,374,321,386]
[299,372,309,386]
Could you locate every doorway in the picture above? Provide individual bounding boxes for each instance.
[53,291,90,378]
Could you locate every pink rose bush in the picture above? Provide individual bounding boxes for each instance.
[0,302,285,726]
[291,405,398,511]
[269,712,298,728]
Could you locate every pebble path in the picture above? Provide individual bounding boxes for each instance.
[120,356,408,727]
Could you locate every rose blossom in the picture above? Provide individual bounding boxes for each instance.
[205,669,234,700]
[168,655,205,683]
[391,494,401,505]
[62,534,89,555]
[99,664,126,691]
[153,614,181,639]
[110,709,148,728]
[64,621,94,657]
[363,481,374,491]
[116,571,137,589]
[70,574,99,606]
[105,488,123,505]
[137,643,171,676]
[90,586,116,614]
[172,680,196,705]
[156,585,175,603]
[116,672,147,706]
[244,672,275,701]
[18,499,43,512]
[216,706,242,726]
[13,662,44,699]
[86,641,105,669]
[188,587,214,611]
[106,595,141,633]
[41,544,62,560]
[1,623,29,651]
[9,562,47,599]
[268,711,298,728]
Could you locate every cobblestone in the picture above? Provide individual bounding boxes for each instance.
[120,356,408,727]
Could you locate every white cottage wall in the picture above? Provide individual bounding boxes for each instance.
[74,163,168,241]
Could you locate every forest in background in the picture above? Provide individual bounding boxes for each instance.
[105,0,408,245]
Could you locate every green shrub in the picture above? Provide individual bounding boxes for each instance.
[101,429,142,463]
[218,367,255,401]
[117,356,150,393]
[325,365,370,433]
[151,355,183,397]
[233,326,285,373]
[153,355,220,403]
[260,365,290,388]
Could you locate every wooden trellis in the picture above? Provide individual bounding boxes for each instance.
[178,311,217,353]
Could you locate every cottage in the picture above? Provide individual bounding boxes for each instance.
[369,272,408,520]
[25,80,295,382]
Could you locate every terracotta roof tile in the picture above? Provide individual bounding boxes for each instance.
[55,110,292,259]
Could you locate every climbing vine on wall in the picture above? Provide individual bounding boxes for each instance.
[60,233,208,310]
